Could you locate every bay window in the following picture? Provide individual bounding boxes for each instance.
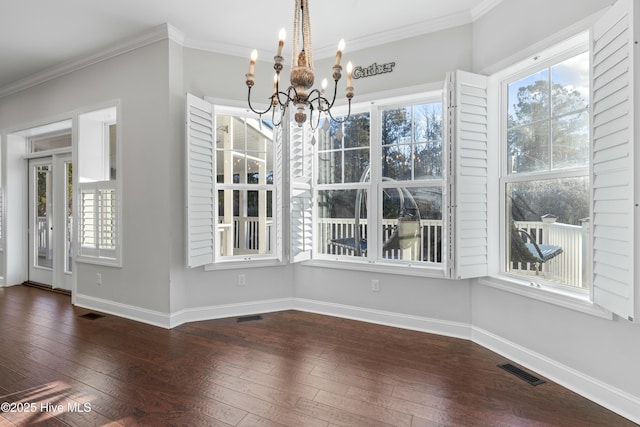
[186,95,282,268]
[502,50,590,291]
[315,98,445,268]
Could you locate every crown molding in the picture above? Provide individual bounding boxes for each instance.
[320,9,474,57]
[0,1,504,99]
[0,23,182,99]
[184,9,477,61]
[470,0,506,21]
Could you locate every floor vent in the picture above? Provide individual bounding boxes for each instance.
[237,315,263,323]
[498,363,545,386]
[80,312,105,320]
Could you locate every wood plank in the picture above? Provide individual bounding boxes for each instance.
[0,286,636,427]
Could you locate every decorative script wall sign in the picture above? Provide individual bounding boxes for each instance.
[352,62,396,79]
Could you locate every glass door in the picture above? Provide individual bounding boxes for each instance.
[28,154,73,290]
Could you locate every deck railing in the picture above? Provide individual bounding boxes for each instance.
[218,217,273,256]
[512,220,588,289]
[215,216,587,288]
[317,218,443,263]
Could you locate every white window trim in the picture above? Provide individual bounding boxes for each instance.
[75,101,122,268]
[484,9,639,321]
[200,101,283,269]
[310,91,447,276]
[477,275,612,319]
[487,34,595,311]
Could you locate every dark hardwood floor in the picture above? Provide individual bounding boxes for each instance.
[0,285,636,427]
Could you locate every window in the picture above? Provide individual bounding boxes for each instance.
[77,105,121,266]
[502,50,590,291]
[491,0,638,322]
[214,111,278,261]
[315,97,445,268]
[186,94,282,267]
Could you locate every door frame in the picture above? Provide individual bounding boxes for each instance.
[28,153,73,290]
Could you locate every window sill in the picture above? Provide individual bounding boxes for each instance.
[302,258,448,279]
[477,275,613,320]
[76,256,122,268]
[204,257,284,271]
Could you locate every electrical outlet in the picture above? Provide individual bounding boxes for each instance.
[238,274,246,286]
[96,273,102,285]
[371,279,380,292]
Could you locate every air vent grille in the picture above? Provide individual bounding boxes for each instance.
[80,312,105,320]
[237,315,263,323]
[498,363,545,386]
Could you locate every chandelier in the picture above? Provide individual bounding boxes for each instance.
[245,0,353,128]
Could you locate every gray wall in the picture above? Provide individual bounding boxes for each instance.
[0,40,174,314]
[0,0,637,421]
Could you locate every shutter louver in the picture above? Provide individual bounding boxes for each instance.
[591,0,637,321]
[78,182,118,260]
[290,122,314,262]
[186,93,215,267]
[447,70,490,279]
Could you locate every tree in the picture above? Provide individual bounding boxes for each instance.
[508,78,590,226]
[508,79,588,173]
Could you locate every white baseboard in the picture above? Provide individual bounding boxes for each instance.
[71,294,639,424]
[74,293,171,328]
[75,293,294,329]
[472,326,640,426]
[168,298,293,328]
[291,297,472,340]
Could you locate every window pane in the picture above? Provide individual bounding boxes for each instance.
[218,189,273,256]
[343,113,370,149]
[414,142,443,178]
[507,121,550,173]
[318,119,341,150]
[381,186,442,263]
[551,112,589,169]
[31,133,72,153]
[507,69,549,126]
[317,189,367,257]
[382,104,442,180]
[507,177,589,289]
[413,102,443,179]
[216,115,274,185]
[318,113,370,184]
[414,103,443,142]
[318,151,342,184]
[382,144,412,180]
[551,51,589,115]
[36,165,52,269]
[381,107,411,145]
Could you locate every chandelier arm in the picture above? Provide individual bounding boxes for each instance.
[274,85,300,108]
[325,98,352,124]
[307,104,322,131]
[306,89,326,111]
[247,86,275,116]
[324,78,340,111]
[271,105,283,127]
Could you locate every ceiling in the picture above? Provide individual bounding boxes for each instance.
[0,0,500,94]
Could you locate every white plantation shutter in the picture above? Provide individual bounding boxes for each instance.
[0,190,3,249]
[273,125,284,261]
[289,122,314,262]
[186,93,215,267]
[590,0,637,322]
[78,181,119,261]
[446,70,489,279]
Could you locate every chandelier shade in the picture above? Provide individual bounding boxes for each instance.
[245,0,353,128]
